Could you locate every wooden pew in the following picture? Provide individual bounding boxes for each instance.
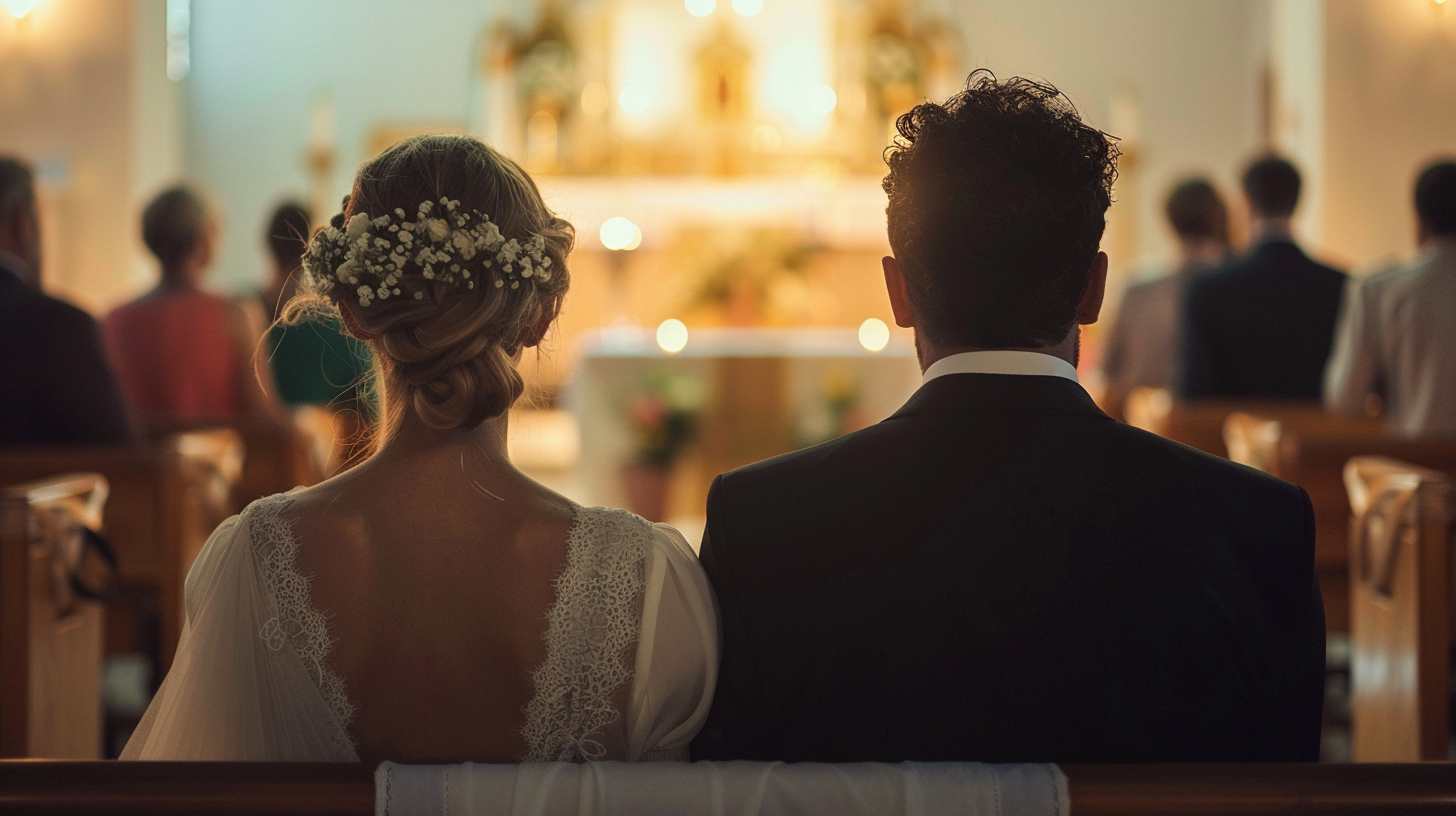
[1344,457,1456,761]
[1124,387,1339,459]
[0,762,1454,814]
[0,474,108,758]
[148,415,335,509]
[1223,413,1456,633]
[0,432,243,675]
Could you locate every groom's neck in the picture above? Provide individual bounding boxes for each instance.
[916,328,1080,374]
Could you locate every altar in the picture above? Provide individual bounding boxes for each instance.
[563,326,920,543]
[459,0,958,544]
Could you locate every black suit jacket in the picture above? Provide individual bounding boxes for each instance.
[691,373,1325,763]
[0,262,137,447]
[1178,240,1346,399]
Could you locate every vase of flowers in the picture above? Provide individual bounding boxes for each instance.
[622,372,703,522]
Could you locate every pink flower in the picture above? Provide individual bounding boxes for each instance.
[630,394,668,428]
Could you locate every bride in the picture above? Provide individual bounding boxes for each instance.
[122,135,718,764]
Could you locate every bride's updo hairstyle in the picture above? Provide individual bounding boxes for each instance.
[293,135,573,435]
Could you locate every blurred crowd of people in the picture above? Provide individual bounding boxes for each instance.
[1098,155,1456,438]
[3,147,1455,450]
[0,154,371,449]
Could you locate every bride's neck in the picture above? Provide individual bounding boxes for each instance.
[372,409,511,469]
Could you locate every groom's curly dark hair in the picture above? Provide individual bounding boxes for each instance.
[884,70,1119,349]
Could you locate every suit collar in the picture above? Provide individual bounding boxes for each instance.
[922,350,1080,385]
[890,371,1108,422]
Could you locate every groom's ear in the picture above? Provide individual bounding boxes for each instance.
[882,255,916,329]
[1075,251,1109,326]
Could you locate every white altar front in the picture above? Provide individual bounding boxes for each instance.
[562,326,920,540]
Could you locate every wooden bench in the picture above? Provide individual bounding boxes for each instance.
[1223,413,1456,633]
[1123,387,1340,459]
[1344,457,1456,761]
[0,474,108,759]
[0,762,1453,814]
[0,432,242,676]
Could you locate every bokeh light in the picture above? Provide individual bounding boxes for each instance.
[657,319,689,354]
[599,217,642,251]
[684,0,715,16]
[732,0,762,16]
[858,318,890,352]
[750,124,782,154]
[617,85,651,116]
[806,84,838,116]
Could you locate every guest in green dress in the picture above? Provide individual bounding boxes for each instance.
[259,202,373,412]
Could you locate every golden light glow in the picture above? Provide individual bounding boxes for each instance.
[806,84,837,115]
[858,318,890,352]
[750,124,783,154]
[732,0,763,16]
[657,319,689,354]
[599,217,643,251]
[1,0,47,18]
[618,85,651,116]
[580,82,609,116]
[685,0,716,17]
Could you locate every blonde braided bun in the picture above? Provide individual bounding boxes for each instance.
[294,135,572,434]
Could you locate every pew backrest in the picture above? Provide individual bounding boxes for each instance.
[1125,387,1334,459]
[0,433,242,674]
[0,474,107,759]
[1345,457,1456,762]
[1221,413,1452,633]
[0,762,1454,815]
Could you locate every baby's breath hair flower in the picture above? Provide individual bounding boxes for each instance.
[302,198,555,307]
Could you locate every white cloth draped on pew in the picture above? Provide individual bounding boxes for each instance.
[375,761,1068,816]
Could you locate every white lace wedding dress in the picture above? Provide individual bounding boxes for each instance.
[120,491,718,762]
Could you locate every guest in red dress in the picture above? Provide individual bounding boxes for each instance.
[106,186,280,431]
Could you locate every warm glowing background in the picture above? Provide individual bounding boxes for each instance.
[4,0,1456,532]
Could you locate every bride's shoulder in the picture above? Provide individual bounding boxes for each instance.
[569,507,696,561]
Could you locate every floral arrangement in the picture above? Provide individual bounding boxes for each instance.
[626,372,704,468]
[301,198,554,307]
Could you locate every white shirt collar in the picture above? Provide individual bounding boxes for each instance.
[922,350,1080,385]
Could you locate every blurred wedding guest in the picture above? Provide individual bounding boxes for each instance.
[1178,156,1346,399]
[0,156,136,447]
[1324,160,1456,437]
[253,201,371,410]
[105,186,280,430]
[1099,179,1229,413]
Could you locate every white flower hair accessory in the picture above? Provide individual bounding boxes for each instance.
[302,197,554,306]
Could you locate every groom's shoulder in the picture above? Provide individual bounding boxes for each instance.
[712,406,1304,522]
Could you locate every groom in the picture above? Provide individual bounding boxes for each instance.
[691,72,1325,763]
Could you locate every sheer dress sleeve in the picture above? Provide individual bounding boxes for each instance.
[625,524,720,761]
[120,504,357,761]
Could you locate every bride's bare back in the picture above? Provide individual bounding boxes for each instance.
[289,422,628,764]
[122,135,714,764]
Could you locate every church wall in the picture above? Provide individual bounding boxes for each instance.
[947,0,1270,277]
[0,0,159,314]
[1322,0,1456,273]
[184,0,509,296]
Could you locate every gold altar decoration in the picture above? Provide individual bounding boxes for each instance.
[471,0,962,178]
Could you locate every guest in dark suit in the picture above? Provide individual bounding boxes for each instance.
[1177,156,1347,399]
[0,156,137,447]
[691,72,1326,764]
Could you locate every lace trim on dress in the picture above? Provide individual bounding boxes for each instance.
[520,507,650,762]
[245,493,358,756]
